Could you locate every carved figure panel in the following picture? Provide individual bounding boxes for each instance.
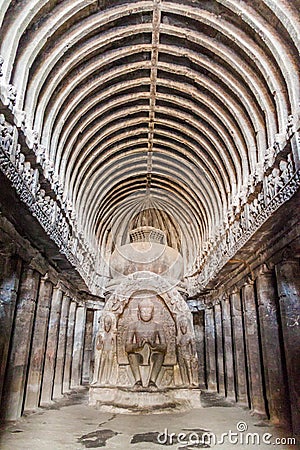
[117,292,176,367]
[91,275,199,390]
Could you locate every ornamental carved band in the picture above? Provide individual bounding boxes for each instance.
[0,113,94,285]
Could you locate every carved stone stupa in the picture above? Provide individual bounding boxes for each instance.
[89,226,201,412]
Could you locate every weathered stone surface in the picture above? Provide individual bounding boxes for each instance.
[53,295,71,399]
[91,285,198,391]
[24,276,53,411]
[1,267,40,420]
[71,306,86,388]
[62,300,77,394]
[275,257,300,439]
[82,309,94,384]
[89,386,201,414]
[221,297,235,401]
[242,281,266,416]
[0,0,299,434]
[204,308,217,391]
[40,286,63,405]
[0,253,21,403]
[256,267,291,428]
[193,311,206,388]
[230,292,248,406]
[214,303,225,396]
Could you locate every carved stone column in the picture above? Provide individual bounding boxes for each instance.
[275,255,300,438]
[256,265,291,428]
[62,300,76,393]
[0,252,22,402]
[71,305,86,388]
[204,307,217,391]
[24,276,53,411]
[40,285,63,405]
[230,291,248,405]
[82,309,94,384]
[193,310,206,388]
[242,279,266,416]
[90,309,102,382]
[53,295,71,398]
[222,296,235,400]
[214,302,225,395]
[1,266,40,420]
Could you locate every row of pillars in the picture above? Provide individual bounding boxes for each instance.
[194,256,300,438]
[0,253,87,421]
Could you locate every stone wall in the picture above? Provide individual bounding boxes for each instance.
[0,215,91,421]
[191,234,300,438]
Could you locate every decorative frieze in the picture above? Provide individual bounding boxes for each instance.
[0,113,97,290]
[188,146,300,296]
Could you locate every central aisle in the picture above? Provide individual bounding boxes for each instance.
[0,389,293,449]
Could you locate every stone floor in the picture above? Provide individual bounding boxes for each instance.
[0,388,296,449]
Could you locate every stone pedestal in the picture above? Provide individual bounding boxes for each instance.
[89,386,201,414]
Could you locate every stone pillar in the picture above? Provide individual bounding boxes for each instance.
[53,295,71,398]
[275,256,300,438]
[242,279,266,416]
[214,302,225,395]
[24,276,53,411]
[71,305,86,388]
[40,286,63,405]
[62,300,77,393]
[0,253,22,402]
[256,266,291,428]
[222,297,235,400]
[204,307,217,390]
[193,310,206,388]
[1,266,40,420]
[90,309,102,384]
[230,291,248,406]
[82,309,94,383]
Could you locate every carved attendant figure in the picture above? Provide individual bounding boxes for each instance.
[92,315,115,385]
[176,317,198,386]
[125,297,166,389]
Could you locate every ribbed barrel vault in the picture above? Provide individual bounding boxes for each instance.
[0,0,299,275]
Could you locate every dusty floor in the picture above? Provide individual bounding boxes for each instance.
[0,389,296,449]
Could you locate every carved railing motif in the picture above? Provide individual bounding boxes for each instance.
[0,113,96,290]
[0,54,299,297]
[188,148,300,296]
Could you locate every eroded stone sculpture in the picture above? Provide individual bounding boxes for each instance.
[91,277,199,392]
[92,313,116,385]
[176,316,198,386]
[125,297,167,389]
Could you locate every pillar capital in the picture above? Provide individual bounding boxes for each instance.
[257,263,274,277]
[241,275,254,287]
[280,246,300,264]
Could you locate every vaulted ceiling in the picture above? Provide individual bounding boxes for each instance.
[0,0,299,274]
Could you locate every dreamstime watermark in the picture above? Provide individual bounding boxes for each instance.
[157,421,296,446]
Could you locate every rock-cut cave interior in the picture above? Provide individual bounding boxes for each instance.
[0,0,299,448]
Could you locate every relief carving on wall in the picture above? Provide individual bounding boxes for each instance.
[91,274,198,390]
